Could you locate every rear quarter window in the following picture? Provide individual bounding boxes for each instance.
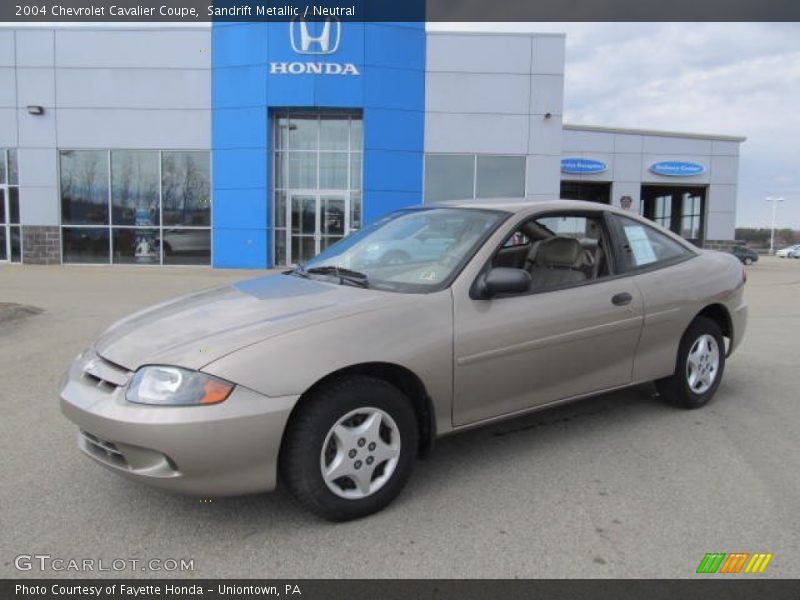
[614,215,693,270]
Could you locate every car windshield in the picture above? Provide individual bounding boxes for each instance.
[291,207,507,293]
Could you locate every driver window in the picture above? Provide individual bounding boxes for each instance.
[491,213,612,292]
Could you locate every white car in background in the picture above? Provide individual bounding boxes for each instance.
[775,244,800,258]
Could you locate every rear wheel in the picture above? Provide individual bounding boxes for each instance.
[743,257,753,265]
[656,316,725,409]
[280,375,418,521]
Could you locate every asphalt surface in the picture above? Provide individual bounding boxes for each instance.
[1,258,798,579]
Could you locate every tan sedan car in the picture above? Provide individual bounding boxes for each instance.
[61,200,747,520]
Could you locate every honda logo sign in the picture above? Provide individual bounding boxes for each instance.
[290,19,341,55]
[271,18,360,76]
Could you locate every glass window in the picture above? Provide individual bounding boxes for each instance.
[300,208,505,293]
[60,149,211,266]
[0,189,5,223]
[0,227,6,260]
[424,155,474,202]
[111,151,159,226]
[319,116,349,151]
[287,116,317,150]
[62,227,109,264]
[112,228,160,265]
[8,148,18,185]
[476,156,525,198]
[350,119,363,152]
[274,191,287,228]
[162,228,211,265]
[274,229,287,266]
[680,192,703,240]
[274,116,290,150]
[350,191,362,230]
[616,216,692,270]
[319,152,348,189]
[60,150,109,226]
[350,153,362,190]
[10,226,21,262]
[161,151,210,226]
[536,215,600,240]
[288,152,318,188]
[9,188,19,224]
[0,150,6,184]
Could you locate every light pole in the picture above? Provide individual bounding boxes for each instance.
[766,196,784,254]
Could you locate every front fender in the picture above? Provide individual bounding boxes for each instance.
[201,290,456,435]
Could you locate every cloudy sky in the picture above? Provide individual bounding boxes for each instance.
[430,22,800,229]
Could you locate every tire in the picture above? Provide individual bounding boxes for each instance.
[656,316,725,409]
[743,257,753,265]
[280,375,419,521]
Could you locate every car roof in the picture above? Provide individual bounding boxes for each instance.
[429,198,625,215]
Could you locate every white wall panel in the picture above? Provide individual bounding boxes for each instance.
[57,108,210,149]
[16,68,55,107]
[16,29,54,67]
[426,34,531,74]
[56,68,210,109]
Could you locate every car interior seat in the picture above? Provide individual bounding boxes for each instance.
[527,237,588,289]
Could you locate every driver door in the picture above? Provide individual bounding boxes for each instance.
[451,212,645,426]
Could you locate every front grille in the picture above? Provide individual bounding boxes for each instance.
[81,352,130,393]
[81,431,129,469]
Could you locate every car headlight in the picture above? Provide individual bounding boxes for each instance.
[126,366,234,406]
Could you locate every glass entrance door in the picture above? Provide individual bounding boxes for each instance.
[290,194,316,264]
[641,185,706,246]
[272,111,363,266]
[320,194,346,252]
[286,191,349,265]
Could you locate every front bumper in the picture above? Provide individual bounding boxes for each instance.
[59,350,298,496]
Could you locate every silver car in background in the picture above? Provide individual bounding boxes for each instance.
[61,200,747,520]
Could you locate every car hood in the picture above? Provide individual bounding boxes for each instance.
[94,273,404,372]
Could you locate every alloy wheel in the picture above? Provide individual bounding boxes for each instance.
[685,334,720,394]
[320,407,401,500]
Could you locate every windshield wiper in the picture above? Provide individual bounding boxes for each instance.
[289,263,311,278]
[306,265,370,288]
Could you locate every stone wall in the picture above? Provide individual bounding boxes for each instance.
[21,226,61,265]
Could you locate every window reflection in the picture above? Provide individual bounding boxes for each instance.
[162,152,210,226]
[62,227,109,264]
[60,150,110,225]
[112,228,160,265]
[59,150,212,265]
[111,151,159,226]
[161,229,211,265]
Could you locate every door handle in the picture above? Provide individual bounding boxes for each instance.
[611,292,633,306]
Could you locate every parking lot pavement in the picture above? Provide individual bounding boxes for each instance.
[1,258,799,579]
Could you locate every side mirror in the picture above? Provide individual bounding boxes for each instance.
[476,267,531,298]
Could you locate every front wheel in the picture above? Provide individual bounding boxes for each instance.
[656,316,726,409]
[280,375,419,521]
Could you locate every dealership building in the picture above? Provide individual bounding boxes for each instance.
[0,23,745,267]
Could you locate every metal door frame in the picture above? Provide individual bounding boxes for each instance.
[284,189,350,265]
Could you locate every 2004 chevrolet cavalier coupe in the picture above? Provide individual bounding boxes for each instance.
[61,200,747,520]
